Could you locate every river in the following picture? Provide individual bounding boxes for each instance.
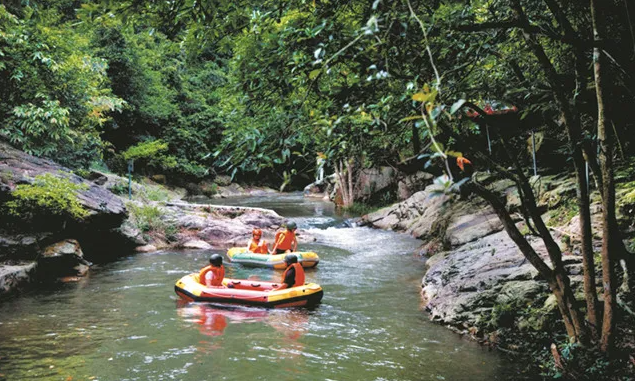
[0,194,524,380]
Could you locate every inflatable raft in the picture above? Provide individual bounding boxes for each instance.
[226,247,320,269]
[174,273,323,308]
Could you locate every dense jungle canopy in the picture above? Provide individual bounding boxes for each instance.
[2,0,633,189]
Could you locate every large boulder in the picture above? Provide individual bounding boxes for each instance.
[162,202,286,250]
[304,175,335,200]
[421,231,552,330]
[37,239,91,281]
[355,166,396,203]
[0,142,125,223]
[0,141,129,261]
[181,240,213,250]
[362,184,503,247]
[397,171,434,200]
[0,261,37,295]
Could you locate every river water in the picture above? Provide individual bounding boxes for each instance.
[0,194,523,380]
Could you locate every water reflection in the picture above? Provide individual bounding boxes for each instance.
[176,301,310,342]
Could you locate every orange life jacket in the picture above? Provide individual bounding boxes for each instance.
[249,239,268,254]
[198,265,225,287]
[281,262,305,288]
[275,230,296,251]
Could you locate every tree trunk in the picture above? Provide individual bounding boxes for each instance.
[469,181,584,341]
[511,0,595,343]
[346,158,354,207]
[412,123,421,154]
[590,0,617,353]
[496,136,589,341]
[543,0,600,338]
[335,158,354,208]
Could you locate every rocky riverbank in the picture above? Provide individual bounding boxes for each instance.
[0,141,293,295]
[361,176,594,344]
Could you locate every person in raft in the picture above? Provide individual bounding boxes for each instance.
[269,221,298,254]
[273,254,305,290]
[198,254,225,287]
[247,228,268,254]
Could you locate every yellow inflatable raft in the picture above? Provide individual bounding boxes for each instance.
[226,247,320,269]
[174,273,323,308]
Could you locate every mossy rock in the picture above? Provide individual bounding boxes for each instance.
[215,175,232,186]
[199,181,218,197]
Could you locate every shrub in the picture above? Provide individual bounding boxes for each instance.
[126,203,165,232]
[343,202,379,216]
[110,181,129,196]
[4,173,89,220]
[141,185,172,202]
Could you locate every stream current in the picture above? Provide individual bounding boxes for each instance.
[0,194,524,380]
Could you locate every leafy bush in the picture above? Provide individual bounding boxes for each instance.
[126,203,165,233]
[142,186,171,202]
[343,202,379,216]
[121,140,169,161]
[110,181,129,196]
[200,182,218,197]
[538,342,616,380]
[4,173,89,219]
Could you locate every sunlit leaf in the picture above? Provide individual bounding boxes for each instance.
[450,99,466,115]
[309,69,321,80]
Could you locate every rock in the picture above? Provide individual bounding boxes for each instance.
[181,240,212,250]
[304,175,335,200]
[163,202,284,248]
[0,261,37,294]
[420,231,551,327]
[445,210,503,246]
[216,183,245,198]
[38,239,92,280]
[86,171,108,185]
[117,221,147,246]
[561,203,603,244]
[196,222,251,245]
[363,184,505,247]
[135,244,158,253]
[397,172,434,200]
[245,187,278,196]
[0,142,128,261]
[236,211,284,228]
[355,166,396,203]
[363,189,449,237]
[215,175,232,186]
[0,232,53,260]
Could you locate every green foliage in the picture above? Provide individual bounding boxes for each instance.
[199,182,218,197]
[126,202,179,242]
[537,342,618,380]
[121,140,168,161]
[126,203,166,233]
[110,181,129,195]
[4,173,89,219]
[3,96,71,156]
[141,186,171,202]
[548,198,579,227]
[478,301,521,331]
[342,202,380,217]
[0,4,124,168]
